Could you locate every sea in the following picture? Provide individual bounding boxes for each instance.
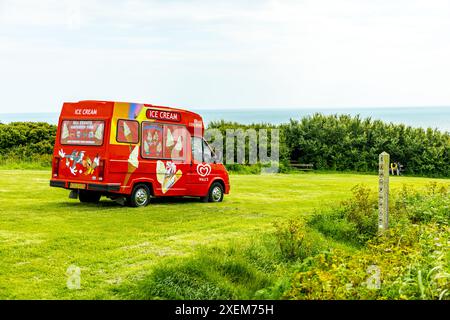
[0,107,449,133]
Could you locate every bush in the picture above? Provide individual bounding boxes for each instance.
[285,223,450,300]
[226,161,294,174]
[283,114,450,177]
[0,122,56,169]
[308,210,359,245]
[225,163,263,174]
[273,219,325,261]
[309,185,378,245]
[401,183,449,225]
[285,184,450,300]
[210,115,450,177]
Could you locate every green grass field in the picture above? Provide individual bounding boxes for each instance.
[0,170,448,299]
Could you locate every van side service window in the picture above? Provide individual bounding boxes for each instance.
[116,119,139,144]
[141,122,188,160]
[163,125,187,160]
[60,120,104,146]
[142,123,163,158]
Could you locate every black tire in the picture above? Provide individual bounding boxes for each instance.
[78,190,101,203]
[129,184,151,207]
[203,182,224,203]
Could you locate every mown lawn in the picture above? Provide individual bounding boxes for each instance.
[0,170,447,299]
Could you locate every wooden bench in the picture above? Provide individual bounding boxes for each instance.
[290,162,314,171]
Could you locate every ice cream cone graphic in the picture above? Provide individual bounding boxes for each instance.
[95,123,104,140]
[61,123,69,139]
[122,121,135,143]
[156,160,182,194]
[156,160,166,185]
[166,129,174,147]
[123,145,139,185]
[162,170,182,193]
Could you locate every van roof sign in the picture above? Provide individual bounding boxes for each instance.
[146,109,181,122]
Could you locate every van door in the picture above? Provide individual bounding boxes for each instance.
[56,119,107,184]
[186,136,217,196]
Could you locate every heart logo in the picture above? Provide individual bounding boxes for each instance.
[196,163,211,177]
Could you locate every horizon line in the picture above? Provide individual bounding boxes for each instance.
[1,105,450,115]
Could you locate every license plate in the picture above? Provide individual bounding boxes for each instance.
[70,183,86,189]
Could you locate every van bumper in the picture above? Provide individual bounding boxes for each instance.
[49,180,121,192]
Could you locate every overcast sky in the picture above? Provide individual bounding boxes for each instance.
[0,0,449,113]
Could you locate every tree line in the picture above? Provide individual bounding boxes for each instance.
[209,114,449,177]
[0,114,449,177]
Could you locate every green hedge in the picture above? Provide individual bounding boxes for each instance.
[1,114,449,177]
[209,114,450,177]
[0,122,56,167]
[282,114,450,177]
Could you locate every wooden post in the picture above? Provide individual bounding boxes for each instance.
[378,152,390,231]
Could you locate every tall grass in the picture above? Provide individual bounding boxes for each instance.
[0,154,52,169]
[120,183,450,300]
[121,237,282,300]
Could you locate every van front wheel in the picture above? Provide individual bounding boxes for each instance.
[129,184,151,207]
[79,190,101,203]
[202,182,224,203]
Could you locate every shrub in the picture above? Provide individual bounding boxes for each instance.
[273,219,324,261]
[285,186,450,300]
[394,183,450,225]
[283,114,450,177]
[308,210,360,245]
[341,184,378,241]
[308,185,378,245]
[0,122,56,169]
[285,223,450,300]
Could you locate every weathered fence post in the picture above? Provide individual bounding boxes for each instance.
[378,151,390,231]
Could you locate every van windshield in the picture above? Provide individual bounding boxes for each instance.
[60,120,104,146]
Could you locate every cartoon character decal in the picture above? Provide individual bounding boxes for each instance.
[156,160,182,193]
[82,156,100,175]
[58,149,100,177]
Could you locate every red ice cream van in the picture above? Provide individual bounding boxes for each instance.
[50,100,230,207]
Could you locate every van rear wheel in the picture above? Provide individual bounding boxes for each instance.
[129,184,151,207]
[78,190,101,203]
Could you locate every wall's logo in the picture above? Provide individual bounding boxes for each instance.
[196,163,211,177]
